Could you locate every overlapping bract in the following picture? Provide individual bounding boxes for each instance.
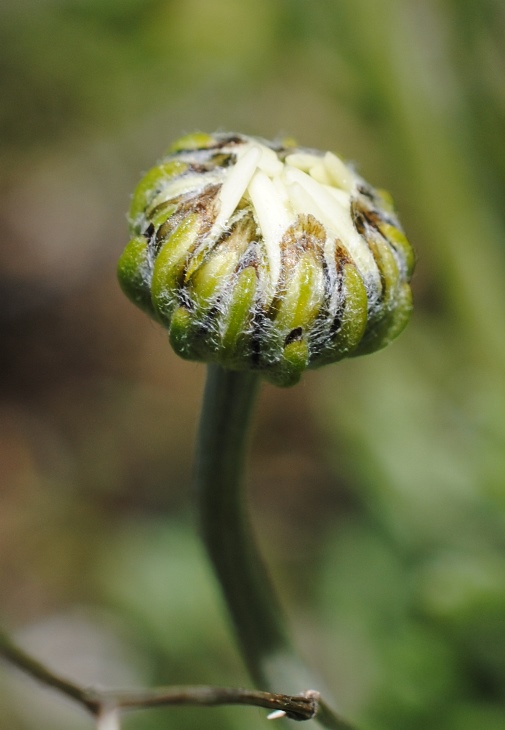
[118,133,414,386]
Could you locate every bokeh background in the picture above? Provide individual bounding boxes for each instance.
[1,1,505,729]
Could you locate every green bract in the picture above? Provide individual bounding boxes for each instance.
[118,133,414,386]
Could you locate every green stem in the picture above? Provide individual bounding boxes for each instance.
[195,365,284,687]
[195,365,355,729]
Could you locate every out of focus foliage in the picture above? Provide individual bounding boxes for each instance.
[1,1,504,729]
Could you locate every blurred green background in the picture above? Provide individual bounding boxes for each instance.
[1,1,505,729]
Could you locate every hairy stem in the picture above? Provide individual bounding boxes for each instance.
[195,365,355,729]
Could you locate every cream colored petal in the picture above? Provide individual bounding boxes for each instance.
[248,169,293,295]
[285,152,322,171]
[309,162,332,185]
[213,145,261,232]
[284,166,379,281]
[257,144,284,176]
[324,151,354,191]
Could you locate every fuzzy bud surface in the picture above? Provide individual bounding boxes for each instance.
[119,133,414,386]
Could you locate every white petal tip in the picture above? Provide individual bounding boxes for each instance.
[267,710,287,720]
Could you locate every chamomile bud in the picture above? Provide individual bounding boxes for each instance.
[118,132,414,386]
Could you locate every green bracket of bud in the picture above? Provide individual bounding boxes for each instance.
[151,214,201,325]
[117,236,156,319]
[221,267,258,367]
[129,160,188,230]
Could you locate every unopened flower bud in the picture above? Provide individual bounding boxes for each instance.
[118,133,414,386]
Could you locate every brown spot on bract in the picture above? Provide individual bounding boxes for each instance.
[279,214,326,275]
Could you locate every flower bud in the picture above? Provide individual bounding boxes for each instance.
[118,133,414,386]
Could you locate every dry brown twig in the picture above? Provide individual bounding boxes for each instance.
[0,629,322,728]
